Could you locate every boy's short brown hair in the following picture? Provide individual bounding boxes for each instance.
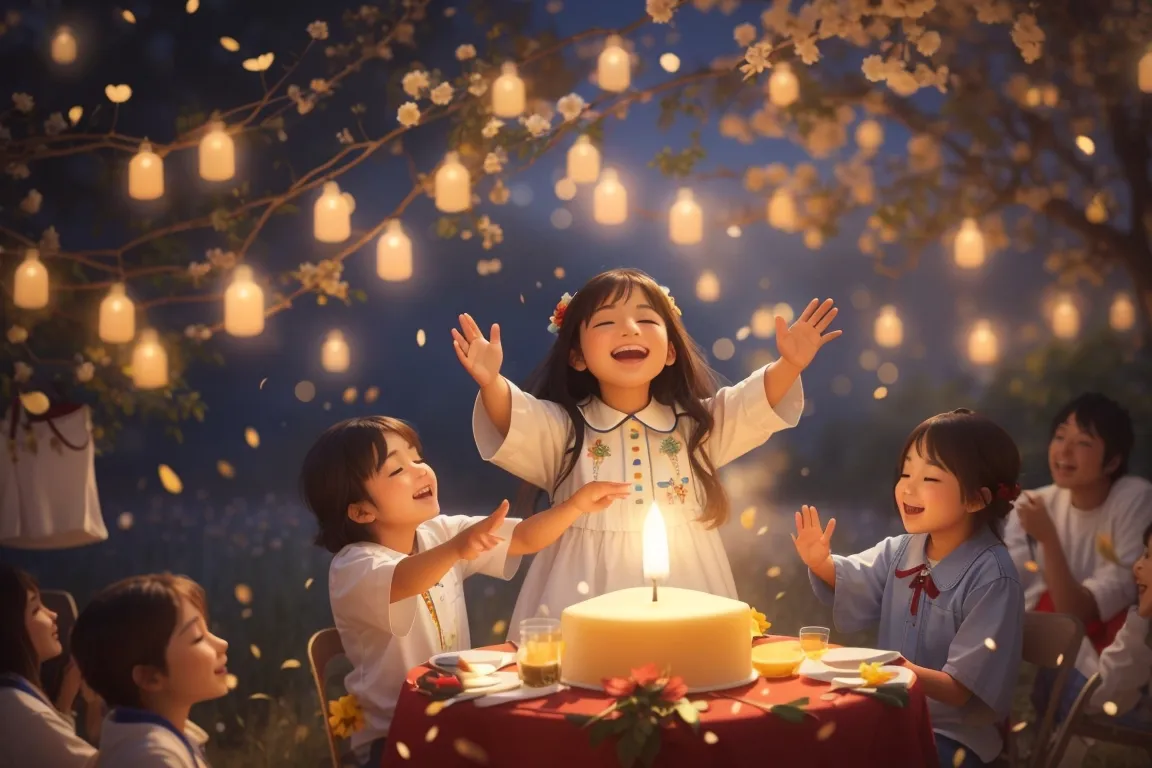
[71,573,208,708]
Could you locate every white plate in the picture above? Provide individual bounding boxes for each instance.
[799,658,914,687]
[430,649,517,673]
[830,665,915,690]
[818,647,901,669]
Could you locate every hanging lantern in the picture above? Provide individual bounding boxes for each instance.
[1050,295,1080,340]
[695,270,720,303]
[669,188,702,245]
[593,167,627,225]
[766,188,797,232]
[223,265,265,337]
[376,220,412,282]
[129,141,164,200]
[659,53,680,73]
[855,119,883,152]
[199,121,235,182]
[132,329,169,390]
[768,64,799,107]
[954,218,985,269]
[1141,50,1152,93]
[967,320,998,365]
[567,135,601,184]
[597,35,631,93]
[314,181,353,242]
[1109,292,1136,332]
[13,249,49,310]
[322,330,350,373]
[51,26,78,65]
[874,305,903,348]
[434,151,470,213]
[99,282,136,343]
[492,62,526,118]
[1085,194,1108,224]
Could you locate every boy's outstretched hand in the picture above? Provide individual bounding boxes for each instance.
[454,500,509,561]
[791,504,836,571]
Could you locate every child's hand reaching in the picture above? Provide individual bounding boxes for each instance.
[567,481,633,515]
[791,504,837,571]
[453,500,509,561]
[452,313,503,388]
[776,298,842,370]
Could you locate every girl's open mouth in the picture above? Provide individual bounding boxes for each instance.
[610,345,649,362]
[902,503,925,516]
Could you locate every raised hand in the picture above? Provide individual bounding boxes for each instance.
[452,313,503,388]
[567,481,633,515]
[1015,492,1056,546]
[776,298,842,370]
[453,500,509,561]
[791,504,837,570]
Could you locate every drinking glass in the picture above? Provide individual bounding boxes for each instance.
[517,618,563,687]
[799,626,830,659]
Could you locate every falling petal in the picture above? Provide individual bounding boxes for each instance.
[395,742,411,759]
[820,692,839,701]
[984,638,997,651]
[1103,701,1119,716]
[1024,560,1040,573]
[117,512,134,530]
[242,52,275,72]
[757,526,768,536]
[225,674,238,690]
[952,748,966,768]
[739,506,756,530]
[491,619,507,636]
[817,722,837,741]
[104,84,133,103]
[122,10,137,23]
[766,566,782,579]
[68,106,83,124]
[453,739,488,764]
[250,644,261,659]
[424,701,445,716]
[703,731,719,745]
[691,700,709,711]
[730,701,742,714]
[158,464,183,494]
[259,377,267,389]
[234,584,253,604]
[1056,653,1064,666]
[185,0,199,12]
[220,36,240,52]
[217,460,235,479]
[759,686,770,697]
[425,725,439,742]
[280,659,301,670]
[304,578,314,590]
[417,329,426,347]
[1096,534,1120,566]
[576,581,590,595]
[249,693,272,701]
[1011,721,1028,733]
[245,427,260,448]
[19,391,50,416]
[343,387,358,404]
[775,591,785,600]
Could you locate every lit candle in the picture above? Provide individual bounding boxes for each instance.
[597,35,630,93]
[322,330,350,373]
[199,121,235,181]
[766,188,797,232]
[768,64,799,107]
[954,218,985,269]
[567,135,601,184]
[1109,292,1135,332]
[967,320,998,365]
[314,181,352,242]
[132,329,169,390]
[1050,295,1080,340]
[99,282,136,343]
[13,249,49,310]
[874,305,903,348]
[642,502,670,601]
[593,167,627,225]
[129,141,164,200]
[51,26,78,65]
[434,151,470,213]
[223,265,265,337]
[669,188,702,245]
[376,220,412,282]
[492,62,526,118]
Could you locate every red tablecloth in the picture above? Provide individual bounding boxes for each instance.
[383,637,938,767]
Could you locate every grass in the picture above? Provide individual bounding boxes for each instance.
[6,487,1149,767]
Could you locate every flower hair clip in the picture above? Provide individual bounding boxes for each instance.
[659,286,683,318]
[547,292,575,334]
[995,482,1021,501]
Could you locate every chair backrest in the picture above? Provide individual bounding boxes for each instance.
[1020,611,1085,768]
[308,628,346,768]
[38,590,79,704]
[1047,671,1152,765]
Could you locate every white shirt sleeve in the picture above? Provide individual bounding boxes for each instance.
[700,364,803,469]
[427,514,523,581]
[329,546,419,638]
[0,690,97,768]
[1086,480,1152,621]
[472,379,572,494]
[1089,608,1152,716]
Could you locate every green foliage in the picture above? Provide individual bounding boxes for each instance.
[649,130,707,178]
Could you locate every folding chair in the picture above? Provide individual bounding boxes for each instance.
[1046,672,1152,767]
[308,628,349,768]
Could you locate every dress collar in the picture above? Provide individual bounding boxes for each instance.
[577,396,680,433]
[898,526,1002,592]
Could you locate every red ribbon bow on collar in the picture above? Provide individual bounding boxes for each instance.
[893,563,940,616]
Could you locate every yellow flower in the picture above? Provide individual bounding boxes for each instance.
[859,662,896,687]
[749,608,771,637]
[327,694,365,739]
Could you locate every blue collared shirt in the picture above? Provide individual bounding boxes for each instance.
[810,527,1024,762]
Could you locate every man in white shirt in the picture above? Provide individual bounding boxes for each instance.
[1005,393,1152,678]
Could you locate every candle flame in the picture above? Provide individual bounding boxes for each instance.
[642,502,670,582]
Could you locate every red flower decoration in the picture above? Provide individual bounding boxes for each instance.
[659,676,688,702]
[602,676,637,698]
[630,663,662,688]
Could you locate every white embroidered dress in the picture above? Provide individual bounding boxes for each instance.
[473,365,803,634]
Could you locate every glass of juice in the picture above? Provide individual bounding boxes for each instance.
[799,626,830,659]
[517,618,563,687]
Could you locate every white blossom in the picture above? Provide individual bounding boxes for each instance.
[19,189,42,214]
[430,82,454,105]
[477,215,504,250]
[481,118,504,139]
[483,151,504,174]
[397,102,421,127]
[456,44,476,61]
[740,42,773,79]
[795,36,820,64]
[647,0,675,23]
[733,23,757,48]
[13,362,32,383]
[1011,13,1045,63]
[188,262,212,278]
[75,361,94,383]
[307,21,329,40]
[522,113,551,137]
[556,93,585,122]
[402,70,430,98]
[489,179,510,205]
[336,128,354,144]
[12,93,33,113]
[6,325,28,344]
[43,112,67,136]
[468,73,488,97]
[916,30,941,56]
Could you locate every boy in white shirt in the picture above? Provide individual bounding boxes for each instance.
[300,415,629,767]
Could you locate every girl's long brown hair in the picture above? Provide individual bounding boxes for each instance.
[0,564,43,689]
[521,268,732,528]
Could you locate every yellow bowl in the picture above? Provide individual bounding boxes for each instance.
[752,641,805,678]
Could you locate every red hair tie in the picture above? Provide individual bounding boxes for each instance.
[995,482,1021,501]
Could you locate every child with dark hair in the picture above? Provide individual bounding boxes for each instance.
[1005,393,1152,673]
[458,268,840,636]
[71,573,228,767]
[795,409,1026,768]
[299,415,628,767]
[0,563,97,767]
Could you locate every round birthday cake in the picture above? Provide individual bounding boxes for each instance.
[560,586,754,692]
